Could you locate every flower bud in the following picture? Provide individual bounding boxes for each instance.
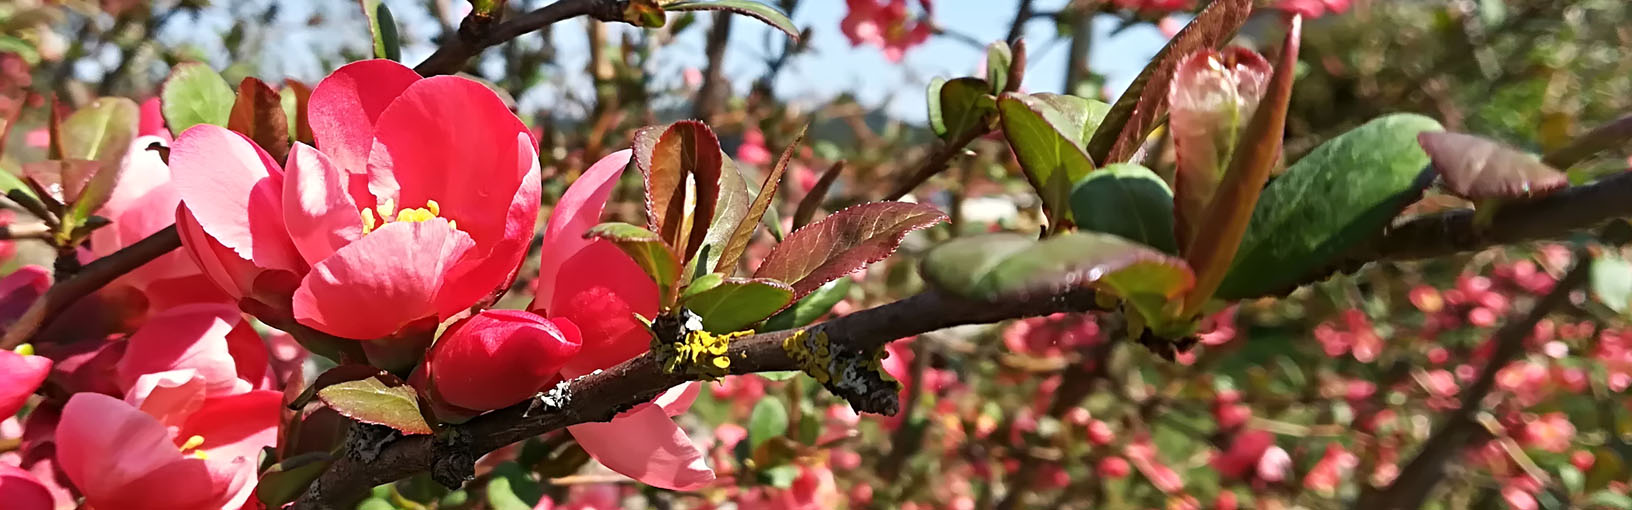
[427,310,581,412]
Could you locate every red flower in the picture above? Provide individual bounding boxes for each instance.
[0,463,53,510]
[172,59,540,340]
[424,309,581,412]
[841,0,934,62]
[0,347,51,419]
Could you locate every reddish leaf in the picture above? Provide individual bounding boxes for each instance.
[229,77,292,162]
[635,121,724,260]
[314,374,432,435]
[753,202,946,298]
[283,79,315,145]
[1170,47,1271,252]
[1419,132,1568,200]
[716,129,806,274]
[1182,14,1302,315]
[1084,0,1253,165]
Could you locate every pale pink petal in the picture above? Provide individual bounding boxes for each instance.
[569,403,714,491]
[308,59,421,188]
[170,125,303,273]
[532,149,632,312]
[283,143,363,265]
[0,350,51,418]
[368,76,536,251]
[122,369,208,431]
[436,133,542,317]
[116,303,251,398]
[292,219,475,339]
[656,382,700,417]
[56,393,218,510]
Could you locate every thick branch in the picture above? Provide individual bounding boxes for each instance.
[292,168,1632,509]
[1355,251,1592,509]
[414,0,627,77]
[0,225,180,349]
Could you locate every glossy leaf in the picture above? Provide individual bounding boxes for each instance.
[986,41,1013,94]
[635,121,724,259]
[1418,131,1568,200]
[315,375,432,435]
[58,97,139,171]
[689,155,750,277]
[754,202,947,298]
[1084,0,1253,165]
[360,0,401,61]
[229,77,292,162]
[999,92,1098,220]
[287,364,387,411]
[1070,163,1178,254]
[931,78,996,142]
[682,272,726,300]
[587,222,683,305]
[761,277,852,331]
[1215,113,1444,300]
[1593,256,1632,318]
[717,130,805,274]
[665,0,800,41]
[922,232,1195,304]
[1170,47,1272,250]
[683,277,795,333]
[927,78,949,137]
[255,453,332,506]
[1182,15,1301,315]
[747,398,790,451]
[160,63,235,136]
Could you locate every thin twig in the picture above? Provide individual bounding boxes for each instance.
[414,0,627,77]
[882,127,986,201]
[0,225,180,349]
[792,160,844,230]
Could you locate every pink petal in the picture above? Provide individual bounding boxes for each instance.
[532,149,632,312]
[550,241,659,374]
[655,382,700,417]
[138,97,170,141]
[170,125,303,274]
[292,219,475,339]
[0,350,52,418]
[176,207,256,301]
[56,393,219,510]
[368,76,537,252]
[436,132,542,318]
[116,304,252,398]
[308,59,421,183]
[0,463,55,510]
[568,403,714,491]
[123,370,207,431]
[179,390,282,510]
[283,143,364,265]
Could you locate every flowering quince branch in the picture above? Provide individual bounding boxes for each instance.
[0,225,180,349]
[1356,248,1594,510]
[414,0,632,77]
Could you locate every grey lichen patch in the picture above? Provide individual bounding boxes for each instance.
[526,379,575,417]
[345,422,401,463]
[783,329,901,415]
[431,428,475,489]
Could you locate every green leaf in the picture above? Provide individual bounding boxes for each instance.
[287,364,386,411]
[748,398,790,451]
[921,232,1195,305]
[1593,256,1632,317]
[587,222,683,305]
[160,63,236,136]
[758,370,801,381]
[682,272,726,301]
[664,0,800,41]
[1070,163,1178,254]
[282,79,314,144]
[753,202,946,298]
[999,92,1098,218]
[686,155,749,278]
[1561,465,1585,496]
[315,375,432,435]
[360,0,401,61]
[682,277,795,333]
[761,277,852,331]
[1084,0,1253,165]
[761,464,801,488]
[58,98,139,233]
[228,77,292,162]
[255,453,332,507]
[717,130,805,274]
[1418,131,1568,200]
[927,78,949,137]
[1215,113,1444,300]
[1587,491,1632,510]
[987,42,1013,94]
[634,121,724,260]
[485,476,533,510]
[934,78,996,142]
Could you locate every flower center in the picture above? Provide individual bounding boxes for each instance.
[361,198,454,234]
[178,434,209,460]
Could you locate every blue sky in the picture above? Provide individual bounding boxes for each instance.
[154,0,1172,123]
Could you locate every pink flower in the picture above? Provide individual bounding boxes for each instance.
[1518,412,1574,453]
[1304,443,1358,494]
[0,463,53,510]
[737,129,772,167]
[1277,0,1351,18]
[1097,456,1131,479]
[1125,437,1184,493]
[114,304,273,398]
[841,0,934,62]
[172,59,540,340]
[1255,446,1291,482]
[56,380,281,510]
[528,150,712,491]
[1211,429,1274,481]
[0,347,52,419]
[1002,313,1101,358]
[424,309,581,413]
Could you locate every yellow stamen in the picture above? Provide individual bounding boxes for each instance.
[361,208,377,234]
[376,198,396,221]
[192,451,209,460]
[426,200,440,216]
[447,220,457,230]
[15,343,34,356]
[180,435,205,451]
